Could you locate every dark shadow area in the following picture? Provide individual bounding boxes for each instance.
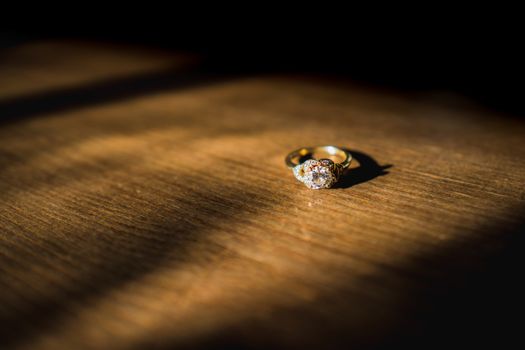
[335,150,392,189]
[377,208,525,349]
[3,20,523,117]
[0,32,28,50]
[0,61,239,126]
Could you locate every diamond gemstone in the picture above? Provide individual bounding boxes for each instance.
[297,159,336,189]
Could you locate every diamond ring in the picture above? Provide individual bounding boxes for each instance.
[285,146,352,189]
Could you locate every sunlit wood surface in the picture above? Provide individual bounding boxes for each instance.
[1,41,524,349]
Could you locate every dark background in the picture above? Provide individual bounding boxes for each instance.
[1,13,523,115]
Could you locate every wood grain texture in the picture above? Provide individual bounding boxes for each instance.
[1,41,524,349]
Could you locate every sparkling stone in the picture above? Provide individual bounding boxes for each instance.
[293,164,306,182]
[297,159,336,189]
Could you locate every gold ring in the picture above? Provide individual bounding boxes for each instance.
[285,146,352,189]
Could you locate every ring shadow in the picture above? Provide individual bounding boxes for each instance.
[335,149,392,189]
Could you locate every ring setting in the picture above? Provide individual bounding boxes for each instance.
[285,146,352,189]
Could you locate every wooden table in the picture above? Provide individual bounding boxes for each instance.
[1,41,524,349]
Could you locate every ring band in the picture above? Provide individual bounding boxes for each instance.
[285,146,352,189]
